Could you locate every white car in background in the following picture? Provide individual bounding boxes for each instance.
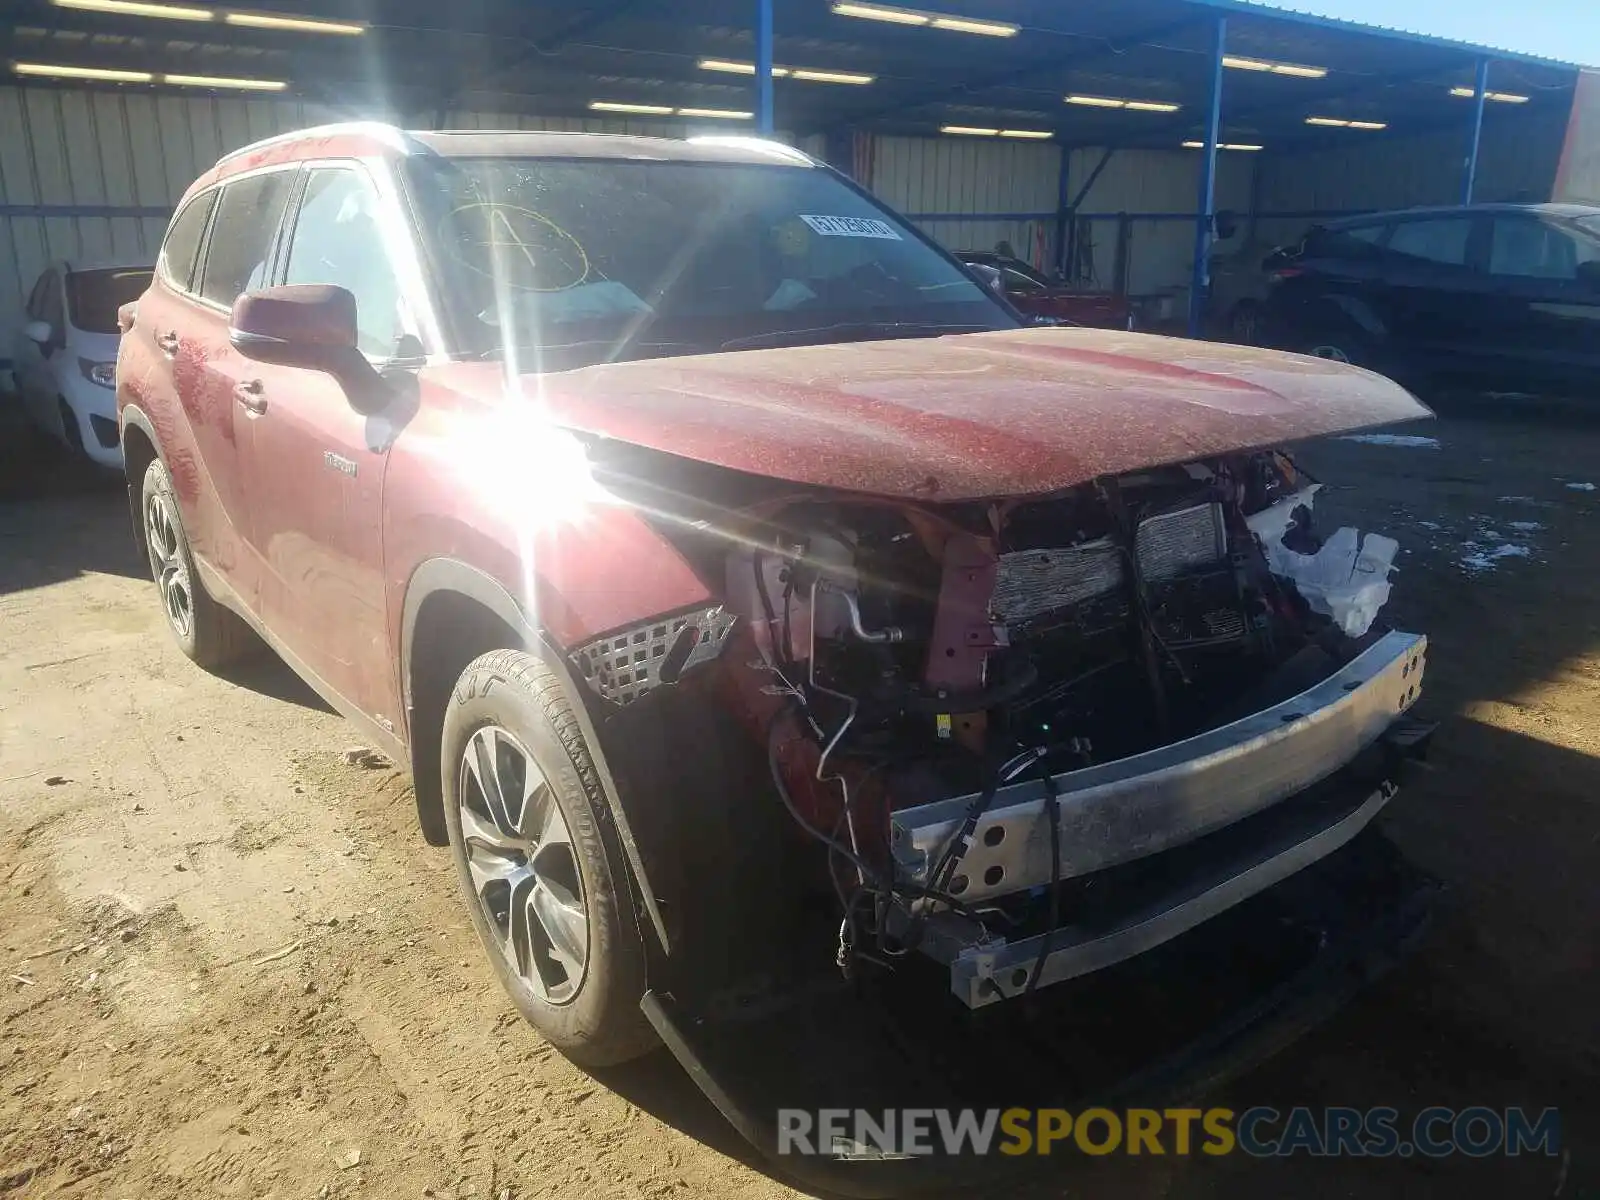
[11,259,153,468]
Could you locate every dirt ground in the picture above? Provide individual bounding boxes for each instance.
[2,396,1599,1199]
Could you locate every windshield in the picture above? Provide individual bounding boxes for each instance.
[403,155,1014,364]
[67,267,152,334]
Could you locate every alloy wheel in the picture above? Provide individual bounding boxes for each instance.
[144,491,193,640]
[457,724,589,1004]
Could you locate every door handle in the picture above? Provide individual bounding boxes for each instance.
[156,330,180,357]
[233,379,268,415]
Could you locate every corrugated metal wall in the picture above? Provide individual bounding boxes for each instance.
[855,135,1253,299]
[1062,147,1254,297]
[866,134,1062,268]
[0,85,741,338]
[1253,110,1570,250]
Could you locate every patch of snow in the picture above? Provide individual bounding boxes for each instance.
[1337,434,1442,449]
[1508,521,1544,532]
[1459,543,1534,573]
[1417,520,1443,530]
[1498,496,1535,504]
[1565,482,1597,492]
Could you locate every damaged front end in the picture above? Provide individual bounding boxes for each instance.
[673,447,1433,1006]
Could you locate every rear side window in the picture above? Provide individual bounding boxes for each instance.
[67,268,154,334]
[198,171,293,308]
[158,192,215,293]
[1387,218,1472,268]
[1488,217,1600,280]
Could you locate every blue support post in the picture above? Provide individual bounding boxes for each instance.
[1188,15,1226,338]
[1463,56,1489,205]
[756,0,774,134]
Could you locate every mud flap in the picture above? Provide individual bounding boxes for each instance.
[641,829,1436,1199]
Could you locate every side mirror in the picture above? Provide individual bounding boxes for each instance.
[229,285,389,415]
[1214,209,1240,241]
[968,263,1006,296]
[23,320,52,346]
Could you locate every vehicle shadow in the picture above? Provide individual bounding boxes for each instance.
[0,401,144,595]
[215,650,335,715]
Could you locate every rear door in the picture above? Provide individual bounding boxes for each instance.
[1481,212,1600,389]
[178,169,294,606]
[240,162,413,726]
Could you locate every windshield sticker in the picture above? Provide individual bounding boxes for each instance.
[799,214,903,240]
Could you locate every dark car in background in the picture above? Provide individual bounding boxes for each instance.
[1257,203,1600,392]
[956,250,1135,329]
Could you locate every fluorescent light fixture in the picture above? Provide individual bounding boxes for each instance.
[1223,55,1327,78]
[1450,86,1529,103]
[831,2,1017,36]
[789,68,874,84]
[677,107,753,119]
[832,2,929,24]
[928,15,1018,36]
[14,61,154,82]
[1183,140,1264,151]
[1065,94,1126,108]
[224,10,365,34]
[1305,116,1388,129]
[51,0,211,19]
[699,58,761,75]
[1066,94,1179,112]
[162,72,285,89]
[696,58,873,84]
[942,125,1051,139]
[590,100,675,114]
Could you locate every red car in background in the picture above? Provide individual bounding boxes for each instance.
[957,250,1135,329]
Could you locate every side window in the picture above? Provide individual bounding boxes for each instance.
[157,191,216,293]
[198,171,293,308]
[25,270,51,320]
[1386,218,1473,268]
[1306,223,1387,260]
[1001,265,1045,293]
[1489,218,1599,280]
[281,168,405,358]
[37,271,65,345]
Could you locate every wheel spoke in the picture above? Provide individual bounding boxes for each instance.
[530,780,568,852]
[529,879,587,984]
[457,723,587,1004]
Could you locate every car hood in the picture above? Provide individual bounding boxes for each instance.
[431,327,1431,502]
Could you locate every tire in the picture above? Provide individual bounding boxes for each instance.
[442,648,656,1067]
[140,458,255,668]
[1307,337,1364,366]
[1228,302,1261,345]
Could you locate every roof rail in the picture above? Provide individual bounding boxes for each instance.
[216,121,420,167]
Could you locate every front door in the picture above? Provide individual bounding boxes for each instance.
[1376,214,1490,375]
[1481,213,1600,391]
[242,163,412,730]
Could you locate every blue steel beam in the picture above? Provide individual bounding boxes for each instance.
[756,0,774,134]
[1462,57,1490,205]
[1189,15,1226,338]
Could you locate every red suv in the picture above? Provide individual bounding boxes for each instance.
[118,125,1434,1085]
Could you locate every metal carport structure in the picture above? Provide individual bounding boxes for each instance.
[0,0,1588,339]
